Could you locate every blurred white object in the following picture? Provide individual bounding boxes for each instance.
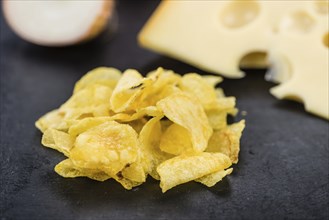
[2,0,115,46]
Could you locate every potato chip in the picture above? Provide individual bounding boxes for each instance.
[157,93,212,152]
[139,116,172,180]
[160,118,173,132]
[206,110,228,130]
[113,174,143,190]
[110,69,152,113]
[41,128,74,157]
[215,88,225,98]
[160,123,192,155]
[73,67,121,94]
[55,159,111,181]
[206,120,245,164]
[122,161,146,183]
[70,121,139,176]
[35,109,67,133]
[125,118,148,134]
[61,84,113,119]
[114,150,146,189]
[68,117,114,137]
[157,152,232,192]
[196,168,233,187]
[205,97,238,130]
[146,67,181,95]
[204,97,237,113]
[36,67,245,192]
[202,75,223,87]
[179,73,218,107]
[110,106,162,122]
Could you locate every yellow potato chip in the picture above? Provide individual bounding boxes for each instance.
[70,121,139,176]
[160,118,173,132]
[201,75,223,87]
[215,88,225,98]
[205,97,237,113]
[113,150,146,189]
[157,93,212,152]
[157,152,232,192]
[68,117,114,137]
[196,168,233,187]
[112,174,143,190]
[179,73,217,107]
[61,84,113,119]
[122,161,146,183]
[125,118,148,134]
[160,123,192,155]
[206,110,228,130]
[73,67,121,94]
[205,97,238,130]
[35,109,67,133]
[36,67,245,192]
[41,128,74,157]
[110,106,162,122]
[55,159,111,181]
[206,120,245,164]
[110,69,152,113]
[146,67,181,95]
[139,116,172,180]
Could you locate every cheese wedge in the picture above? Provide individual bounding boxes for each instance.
[138,0,329,120]
[139,1,313,77]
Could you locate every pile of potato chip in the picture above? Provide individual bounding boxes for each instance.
[36,67,245,192]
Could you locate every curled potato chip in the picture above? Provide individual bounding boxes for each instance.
[196,168,233,187]
[157,152,232,192]
[70,121,139,175]
[113,150,146,189]
[68,117,114,137]
[55,159,111,181]
[110,69,152,113]
[61,84,113,119]
[179,73,218,107]
[146,67,181,95]
[113,174,143,190]
[139,116,172,180]
[41,129,74,157]
[35,109,67,133]
[202,75,223,87]
[205,97,238,130]
[215,88,225,98]
[160,123,192,155]
[125,118,148,134]
[206,120,245,164]
[122,161,146,183]
[157,93,212,152]
[205,97,237,113]
[74,67,121,94]
[110,106,162,122]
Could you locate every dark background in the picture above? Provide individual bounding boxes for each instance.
[1,1,328,219]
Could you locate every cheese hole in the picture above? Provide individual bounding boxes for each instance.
[221,0,260,29]
[284,95,303,103]
[314,1,329,14]
[279,11,315,34]
[323,32,329,48]
[239,52,268,68]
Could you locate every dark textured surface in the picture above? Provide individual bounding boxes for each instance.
[1,1,328,220]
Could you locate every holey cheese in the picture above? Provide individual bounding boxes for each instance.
[138,0,329,120]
